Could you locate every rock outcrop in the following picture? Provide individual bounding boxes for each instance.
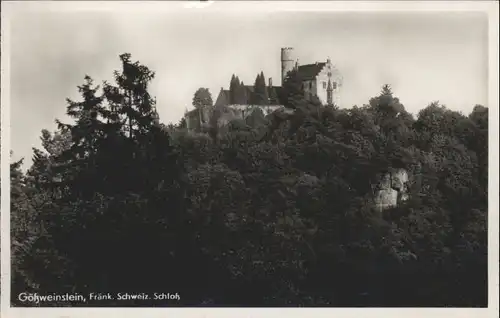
[374,168,410,211]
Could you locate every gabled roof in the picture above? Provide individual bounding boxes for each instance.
[214,89,230,107]
[215,86,284,107]
[297,62,326,81]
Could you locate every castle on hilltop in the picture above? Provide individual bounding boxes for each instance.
[185,47,343,132]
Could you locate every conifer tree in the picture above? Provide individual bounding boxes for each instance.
[103,53,158,139]
[259,72,270,105]
[229,74,238,104]
[235,81,248,105]
[11,156,28,236]
[248,74,257,105]
[22,53,186,299]
[249,72,269,105]
[27,129,72,192]
[56,75,106,160]
[369,84,405,118]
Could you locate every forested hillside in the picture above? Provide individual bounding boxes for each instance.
[11,54,488,307]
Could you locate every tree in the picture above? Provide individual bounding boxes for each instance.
[468,105,488,195]
[12,54,187,305]
[245,107,267,128]
[192,87,213,109]
[177,117,187,129]
[281,68,306,110]
[56,75,106,159]
[369,84,408,133]
[103,53,158,139]
[235,81,248,105]
[250,72,269,106]
[11,156,29,239]
[269,86,279,105]
[15,54,487,307]
[259,71,269,105]
[229,74,239,104]
[26,128,72,196]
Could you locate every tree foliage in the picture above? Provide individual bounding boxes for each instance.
[11,54,488,307]
[192,87,213,109]
[235,81,248,105]
[251,71,269,106]
[229,74,239,104]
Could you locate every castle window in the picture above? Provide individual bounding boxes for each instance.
[323,82,326,89]
[332,82,337,89]
[309,82,313,89]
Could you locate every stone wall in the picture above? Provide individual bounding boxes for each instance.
[186,104,284,133]
[227,104,283,118]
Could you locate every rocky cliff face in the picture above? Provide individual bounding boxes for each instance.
[374,168,410,211]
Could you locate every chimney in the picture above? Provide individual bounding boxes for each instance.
[269,77,273,87]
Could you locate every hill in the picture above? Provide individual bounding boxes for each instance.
[10,54,488,307]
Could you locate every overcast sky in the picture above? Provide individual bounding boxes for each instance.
[5,2,489,167]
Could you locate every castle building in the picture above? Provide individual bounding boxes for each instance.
[185,47,342,132]
[215,47,343,109]
[279,47,343,106]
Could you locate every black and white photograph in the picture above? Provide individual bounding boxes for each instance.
[1,1,498,316]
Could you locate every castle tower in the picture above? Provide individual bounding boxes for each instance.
[281,47,295,84]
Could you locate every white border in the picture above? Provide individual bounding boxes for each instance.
[1,1,12,314]
[1,1,499,318]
